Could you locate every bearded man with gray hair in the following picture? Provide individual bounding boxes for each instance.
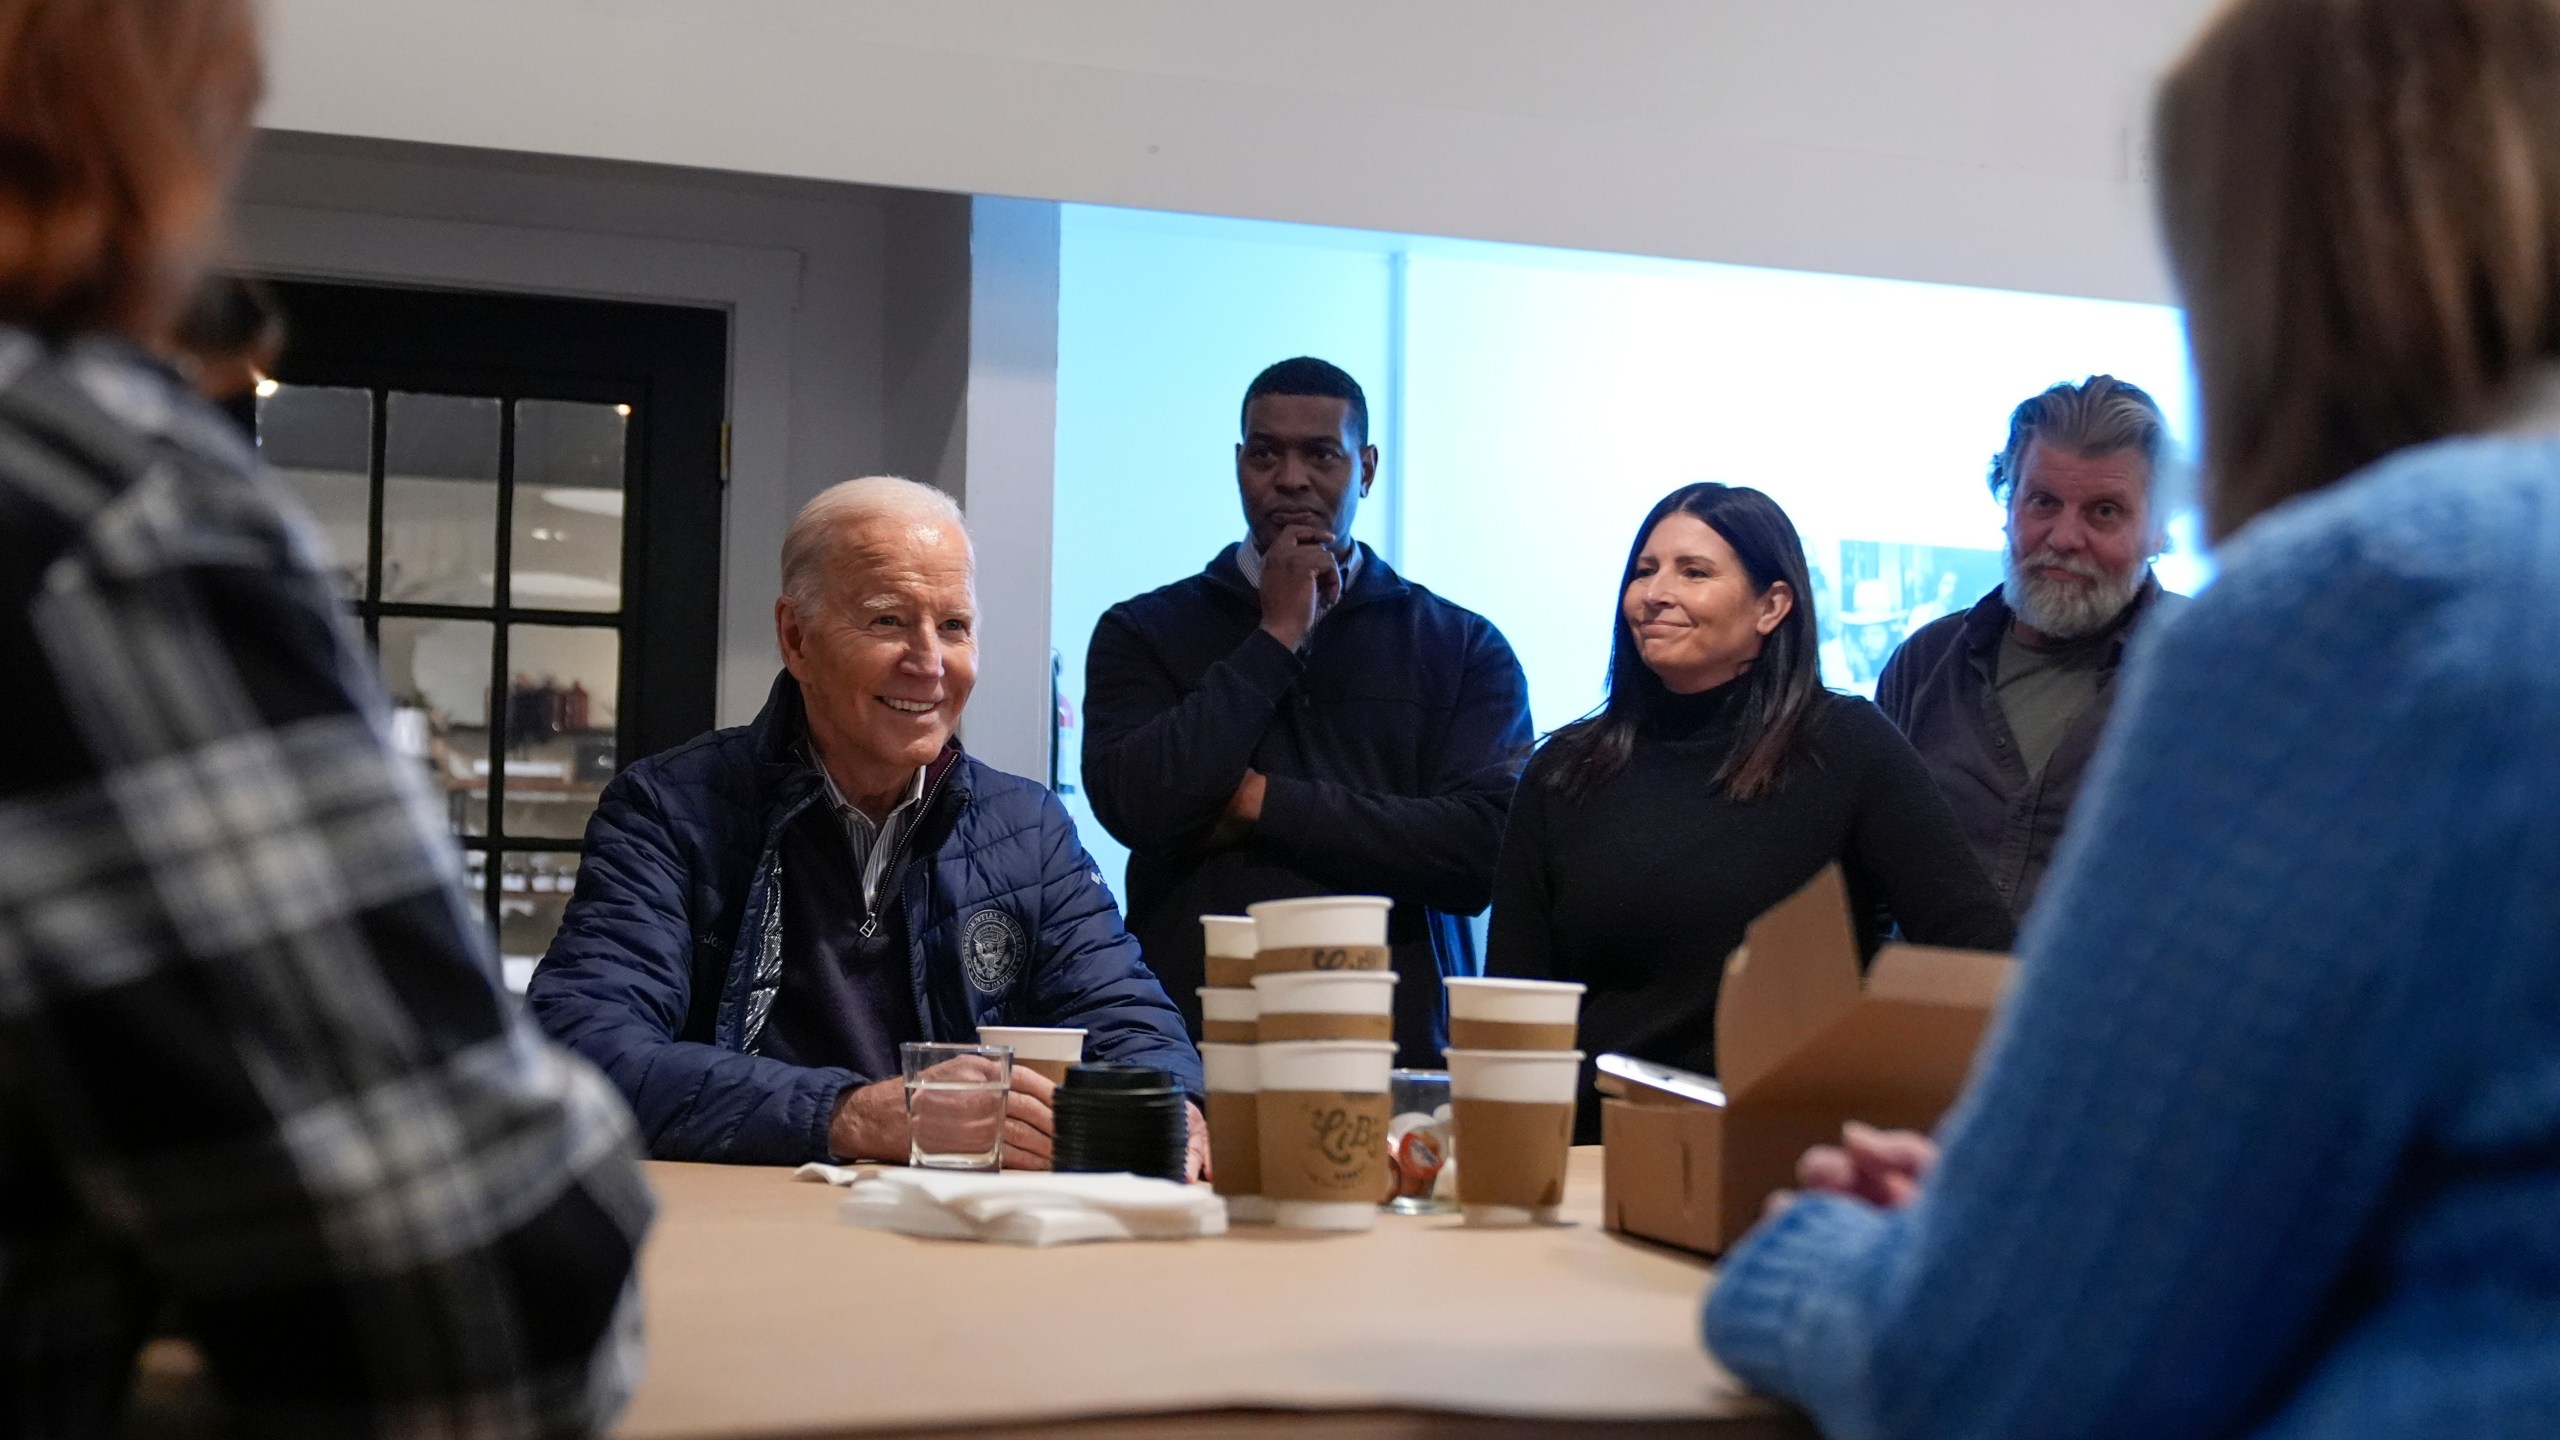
[1878,376,2188,919]
[530,477,1203,1170]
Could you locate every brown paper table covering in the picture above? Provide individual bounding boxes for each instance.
[616,1147,1807,1439]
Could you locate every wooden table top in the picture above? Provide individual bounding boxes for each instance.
[616,1147,1807,1439]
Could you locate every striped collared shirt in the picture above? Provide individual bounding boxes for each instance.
[807,749,930,910]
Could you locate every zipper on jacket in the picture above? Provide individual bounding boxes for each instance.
[858,760,957,939]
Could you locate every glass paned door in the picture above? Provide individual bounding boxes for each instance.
[258,385,634,986]
[253,279,726,994]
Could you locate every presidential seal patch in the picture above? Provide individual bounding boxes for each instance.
[961,907,1027,995]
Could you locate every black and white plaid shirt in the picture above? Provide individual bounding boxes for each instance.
[0,330,653,1438]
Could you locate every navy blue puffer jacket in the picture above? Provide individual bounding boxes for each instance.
[527,673,1201,1163]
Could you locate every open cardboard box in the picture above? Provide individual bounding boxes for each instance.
[1600,864,2013,1255]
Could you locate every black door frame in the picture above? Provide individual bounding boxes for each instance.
[259,279,727,948]
[264,279,728,760]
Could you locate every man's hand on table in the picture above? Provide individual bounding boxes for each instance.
[1763,1121,1940,1220]
[829,1065,1208,1181]
[828,1075,910,1163]
[1002,1082,1206,1180]
[1001,1064,1057,1170]
[827,1060,1061,1168]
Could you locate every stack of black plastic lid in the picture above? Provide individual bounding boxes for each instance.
[1052,1063,1187,1180]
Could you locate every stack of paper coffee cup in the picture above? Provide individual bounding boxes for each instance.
[1197,914,1268,1222]
[1442,977,1586,1227]
[1245,895,1396,1232]
[1255,1038,1397,1231]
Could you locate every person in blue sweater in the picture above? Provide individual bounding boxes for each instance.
[1703,1,2560,1435]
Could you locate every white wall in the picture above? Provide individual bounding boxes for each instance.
[865,189,1066,782]
[256,0,2219,305]
[955,197,1066,784]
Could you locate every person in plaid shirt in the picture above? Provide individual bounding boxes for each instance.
[0,2,653,1436]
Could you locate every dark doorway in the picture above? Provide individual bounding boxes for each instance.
[249,280,727,983]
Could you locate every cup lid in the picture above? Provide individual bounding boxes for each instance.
[1443,977,1588,995]
[1061,1062,1177,1093]
[1246,894,1393,918]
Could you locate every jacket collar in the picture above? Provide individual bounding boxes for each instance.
[1959,571,2168,674]
[748,671,821,787]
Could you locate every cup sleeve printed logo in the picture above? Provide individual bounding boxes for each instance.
[961,907,1028,995]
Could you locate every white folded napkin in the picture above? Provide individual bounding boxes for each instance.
[792,1163,1227,1247]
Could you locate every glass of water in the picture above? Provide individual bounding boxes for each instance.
[902,1042,1013,1170]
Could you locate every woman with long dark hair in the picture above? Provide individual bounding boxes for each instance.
[1485,483,2010,1139]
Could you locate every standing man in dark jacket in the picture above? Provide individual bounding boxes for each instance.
[1082,359,1533,1065]
[1879,376,2188,919]
[530,477,1202,1168]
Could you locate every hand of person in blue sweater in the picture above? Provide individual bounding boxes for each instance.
[1769,1122,1940,1220]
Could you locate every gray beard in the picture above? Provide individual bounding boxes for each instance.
[2003,549,2146,641]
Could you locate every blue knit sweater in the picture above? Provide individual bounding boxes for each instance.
[1703,431,2560,1438]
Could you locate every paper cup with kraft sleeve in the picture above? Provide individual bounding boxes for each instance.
[1255,1039,1397,1231]
[1251,969,1398,1043]
[1197,985,1260,1045]
[1442,977,1585,1051]
[1201,915,1259,989]
[1247,895,1393,977]
[1445,1048,1585,1226]
[1199,1041,1271,1224]
[975,1026,1085,1086]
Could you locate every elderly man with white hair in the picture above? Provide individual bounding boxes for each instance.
[530,477,1203,1169]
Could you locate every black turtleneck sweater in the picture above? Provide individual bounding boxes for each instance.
[1485,684,2013,1140]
